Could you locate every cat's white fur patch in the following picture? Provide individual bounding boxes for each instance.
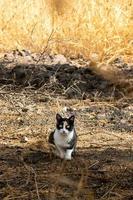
[54,128,74,160]
[65,149,74,160]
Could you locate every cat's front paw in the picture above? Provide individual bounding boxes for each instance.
[60,152,65,159]
[54,149,63,159]
[65,154,72,160]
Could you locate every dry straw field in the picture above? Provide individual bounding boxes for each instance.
[0,0,133,60]
[0,1,133,200]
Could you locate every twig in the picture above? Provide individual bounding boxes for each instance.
[100,183,117,199]
[31,167,41,200]
[88,161,99,169]
[36,29,55,64]
[22,161,41,200]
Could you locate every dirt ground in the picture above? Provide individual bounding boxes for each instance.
[0,51,133,200]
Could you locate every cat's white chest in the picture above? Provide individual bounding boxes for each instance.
[54,129,73,148]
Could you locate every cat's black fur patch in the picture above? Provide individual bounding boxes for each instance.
[68,131,77,149]
[48,131,54,145]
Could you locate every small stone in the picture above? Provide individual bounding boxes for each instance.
[22,108,28,112]
[53,54,67,65]
[17,117,24,126]
[21,49,31,56]
[97,113,106,120]
[4,53,14,61]
[38,97,49,102]
[120,119,127,124]
[113,57,124,64]
[90,53,100,62]
[0,141,8,146]
[20,136,29,143]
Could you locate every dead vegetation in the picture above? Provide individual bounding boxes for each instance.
[0,0,133,60]
[0,0,133,199]
[0,89,133,200]
[0,53,133,199]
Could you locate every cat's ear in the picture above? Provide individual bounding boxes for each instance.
[56,113,62,121]
[69,115,75,123]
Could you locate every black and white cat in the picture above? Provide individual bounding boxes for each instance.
[48,113,77,160]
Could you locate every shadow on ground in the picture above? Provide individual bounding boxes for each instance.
[0,143,133,200]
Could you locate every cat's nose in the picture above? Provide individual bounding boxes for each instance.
[62,131,66,135]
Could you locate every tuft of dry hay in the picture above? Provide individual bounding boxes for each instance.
[0,0,133,61]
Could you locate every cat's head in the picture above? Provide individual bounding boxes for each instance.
[56,113,75,135]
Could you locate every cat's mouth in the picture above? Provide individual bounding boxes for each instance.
[61,131,68,135]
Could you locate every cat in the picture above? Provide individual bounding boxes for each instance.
[48,113,77,160]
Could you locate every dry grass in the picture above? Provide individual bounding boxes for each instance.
[0,1,133,199]
[0,0,133,61]
[0,91,133,200]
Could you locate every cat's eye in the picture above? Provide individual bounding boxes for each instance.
[59,124,63,129]
[66,125,70,129]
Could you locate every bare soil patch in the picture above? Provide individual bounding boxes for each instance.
[0,51,133,199]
